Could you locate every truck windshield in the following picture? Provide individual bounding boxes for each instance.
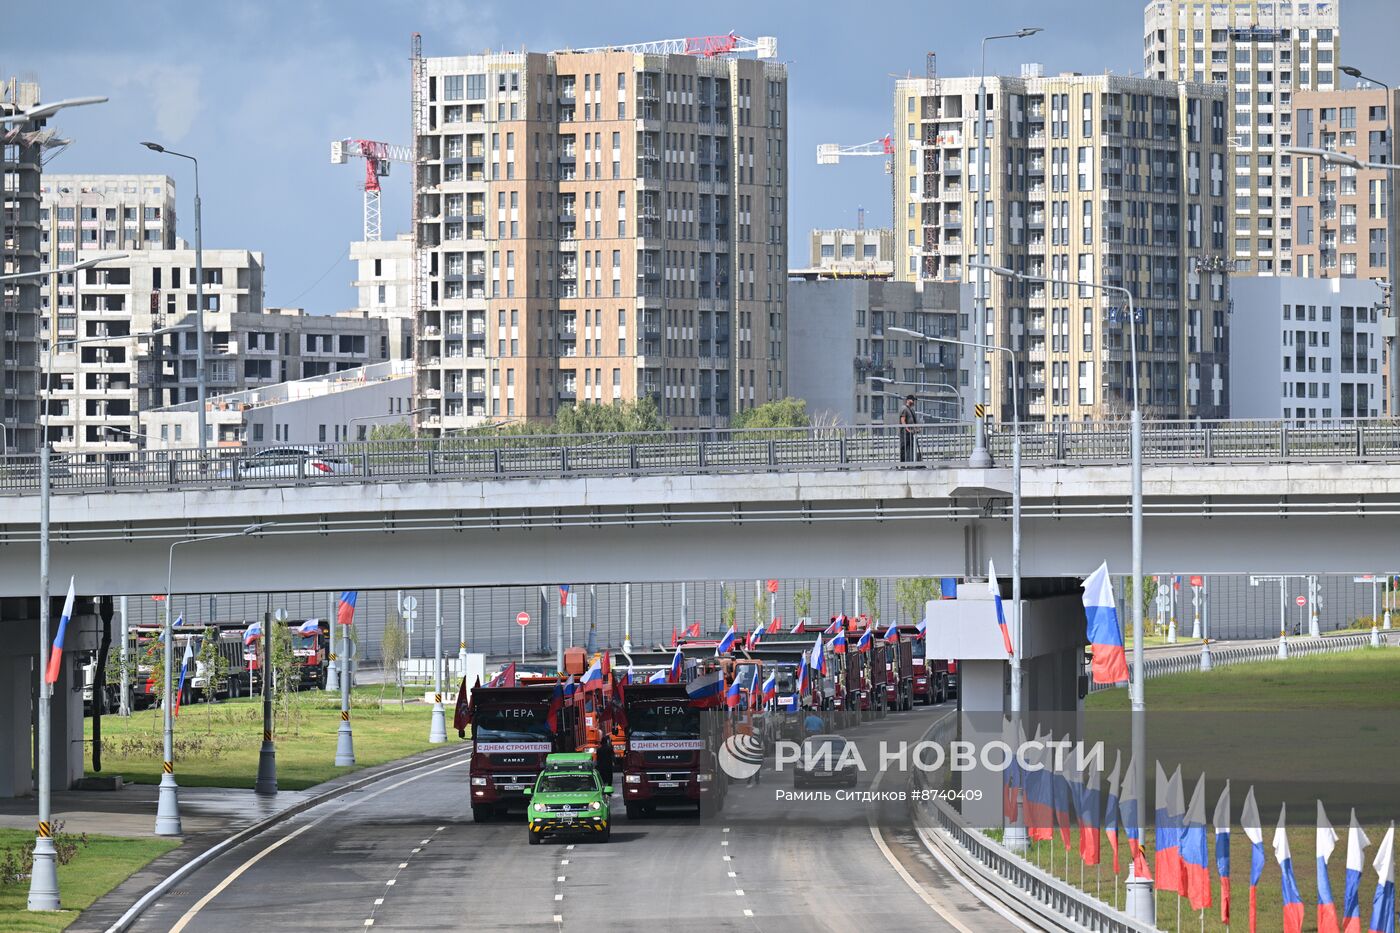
[775,671,796,693]
[294,634,317,651]
[474,706,553,742]
[626,701,700,739]
[911,640,925,659]
[538,773,597,794]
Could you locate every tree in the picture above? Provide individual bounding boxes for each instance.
[195,627,229,734]
[1122,576,1160,637]
[721,585,737,633]
[895,578,941,626]
[752,589,770,634]
[381,617,408,709]
[368,421,416,442]
[731,398,810,430]
[268,622,303,732]
[793,587,812,624]
[860,578,882,623]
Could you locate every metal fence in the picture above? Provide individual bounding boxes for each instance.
[1088,632,1391,691]
[6,416,1400,496]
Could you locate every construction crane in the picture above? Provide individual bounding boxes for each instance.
[330,137,412,241]
[556,32,777,58]
[816,136,894,173]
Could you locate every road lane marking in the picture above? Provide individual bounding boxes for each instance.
[723,855,731,861]
[374,898,383,906]
[553,915,563,923]
[412,847,421,853]
[735,889,745,896]
[557,876,565,882]
[398,862,408,868]
[436,826,446,831]
[721,840,729,846]
[421,838,431,844]
[555,894,564,901]
[166,758,467,933]
[561,859,569,865]
[728,871,737,878]
[385,879,396,886]
[363,921,373,927]
[744,909,754,917]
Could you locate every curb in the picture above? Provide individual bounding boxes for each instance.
[97,743,471,933]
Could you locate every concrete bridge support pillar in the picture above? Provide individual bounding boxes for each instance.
[0,654,33,797]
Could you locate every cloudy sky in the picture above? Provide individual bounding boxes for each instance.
[4,0,1395,312]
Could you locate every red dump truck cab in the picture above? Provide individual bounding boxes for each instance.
[881,633,915,711]
[619,684,717,818]
[468,685,557,822]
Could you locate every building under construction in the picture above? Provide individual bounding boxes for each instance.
[1,79,47,454]
[409,33,789,432]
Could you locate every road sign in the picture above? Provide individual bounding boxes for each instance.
[273,608,289,622]
[765,579,779,594]
[1354,575,1376,583]
[402,596,418,611]
[1295,595,1307,607]
[151,594,166,602]
[516,611,531,627]
[1189,575,1204,587]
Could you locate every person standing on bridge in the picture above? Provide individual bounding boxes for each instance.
[898,394,921,464]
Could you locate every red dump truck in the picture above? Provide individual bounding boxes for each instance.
[463,684,558,822]
[616,683,721,818]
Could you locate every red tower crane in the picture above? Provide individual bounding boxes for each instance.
[330,137,412,241]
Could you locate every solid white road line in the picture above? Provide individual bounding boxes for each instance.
[167,758,466,933]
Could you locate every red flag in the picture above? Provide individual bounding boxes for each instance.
[453,676,477,732]
[600,651,610,681]
[685,622,701,638]
[766,617,782,635]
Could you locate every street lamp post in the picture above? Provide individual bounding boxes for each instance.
[161,522,273,834]
[10,253,126,912]
[870,375,965,421]
[971,26,1042,469]
[141,142,207,457]
[892,324,1023,852]
[968,262,1151,919]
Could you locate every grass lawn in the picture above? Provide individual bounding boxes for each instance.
[0,828,178,932]
[1124,633,1201,649]
[1035,647,1400,931]
[85,686,447,791]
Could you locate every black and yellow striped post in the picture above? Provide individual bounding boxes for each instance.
[36,821,51,838]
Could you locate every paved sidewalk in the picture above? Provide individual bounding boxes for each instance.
[0,783,315,838]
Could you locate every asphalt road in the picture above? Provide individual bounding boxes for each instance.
[130,706,1030,933]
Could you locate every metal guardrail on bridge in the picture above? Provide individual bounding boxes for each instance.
[4,417,1400,497]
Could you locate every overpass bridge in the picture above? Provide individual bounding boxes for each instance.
[0,418,1397,596]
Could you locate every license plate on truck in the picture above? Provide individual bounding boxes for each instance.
[560,813,576,823]
[503,782,527,790]
[658,781,680,788]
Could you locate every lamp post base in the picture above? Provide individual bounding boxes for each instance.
[1125,875,1156,924]
[154,772,183,836]
[335,719,356,766]
[968,447,993,469]
[1002,824,1028,853]
[326,660,340,692]
[1277,636,1290,660]
[1199,640,1213,672]
[1372,625,1382,648]
[26,836,60,910]
[429,701,447,744]
[254,742,278,796]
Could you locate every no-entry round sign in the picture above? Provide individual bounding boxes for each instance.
[516,611,531,627]
[1295,595,1307,607]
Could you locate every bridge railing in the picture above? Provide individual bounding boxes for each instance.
[3,416,1399,495]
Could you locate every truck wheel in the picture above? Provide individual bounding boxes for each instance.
[527,829,541,845]
[472,805,493,823]
[625,803,643,820]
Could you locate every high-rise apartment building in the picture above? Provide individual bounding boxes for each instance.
[1,79,47,454]
[1144,0,1341,276]
[39,174,176,262]
[893,69,1230,422]
[412,41,788,432]
[1291,85,1397,281]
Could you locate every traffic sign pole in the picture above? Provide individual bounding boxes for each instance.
[458,588,469,677]
[325,592,339,693]
[429,589,446,744]
[517,611,530,662]
[1198,576,1213,672]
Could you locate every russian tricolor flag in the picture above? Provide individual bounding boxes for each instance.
[1346,810,1372,933]
[824,616,842,636]
[581,657,603,685]
[795,654,809,699]
[1182,774,1213,911]
[243,621,263,646]
[1320,802,1342,933]
[647,668,668,684]
[915,618,927,640]
[725,675,743,709]
[1053,744,1074,852]
[1079,759,1102,867]
[1122,755,1152,881]
[1243,786,1267,933]
[1104,751,1122,875]
[173,636,197,717]
[337,591,357,626]
[297,619,320,636]
[830,628,848,654]
[855,625,874,654]
[1370,824,1395,933]
[43,577,77,685]
[686,670,724,708]
[1275,803,1307,933]
[1155,762,1182,893]
[882,621,898,644]
[746,622,764,652]
[1082,561,1129,684]
[1215,781,1232,924]
[761,671,776,705]
[1024,734,1053,842]
[812,633,826,676]
[716,625,738,655]
[988,560,1013,656]
[559,584,571,608]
